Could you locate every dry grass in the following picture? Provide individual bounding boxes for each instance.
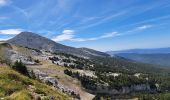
[0,66,71,100]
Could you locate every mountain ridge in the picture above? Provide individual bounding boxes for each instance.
[7,32,110,58]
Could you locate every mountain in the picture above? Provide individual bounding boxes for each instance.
[7,32,110,58]
[107,48,170,55]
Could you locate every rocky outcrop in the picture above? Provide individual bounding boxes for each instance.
[33,70,80,99]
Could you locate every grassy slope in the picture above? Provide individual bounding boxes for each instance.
[0,66,70,100]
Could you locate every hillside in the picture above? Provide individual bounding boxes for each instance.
[0,66,70,100]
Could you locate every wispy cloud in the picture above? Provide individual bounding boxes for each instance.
[74,10,128,30]
[71,1,170,31]
[0,0,11,6]
[52,30,119,42]
[72,1,170,31]
[127,25,153,33]
[135,25,153,30]
[24,0,76,29]
[129,15,170,27]
[73,24,152,42]
[0,29,23,35]
[11,6,29,18]
[71,32,119,42]
[53,24,153,42]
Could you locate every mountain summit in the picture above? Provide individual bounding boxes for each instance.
[7,32,110,58]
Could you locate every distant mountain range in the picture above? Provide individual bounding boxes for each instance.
[106,48,170,55]
[115,53,170,67]
[106,48,170,67]
[7,32,110,58]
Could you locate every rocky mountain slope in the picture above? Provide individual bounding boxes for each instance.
[7,32,109,58]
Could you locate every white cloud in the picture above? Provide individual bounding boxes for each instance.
[71,32,119,42]
[52,30,119,42]
[100,32,118,38]
[0,29,23,35]
[0,37,12,41]
[52,30,74,42]
[135,25,153,30]
[127,24,153,33]
[0,0,11,6]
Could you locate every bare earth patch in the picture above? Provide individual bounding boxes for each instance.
[27,62,95,100]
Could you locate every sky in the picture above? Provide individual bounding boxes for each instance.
[0,0,170,51]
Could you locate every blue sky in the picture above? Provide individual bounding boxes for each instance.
[0,0,170,51]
